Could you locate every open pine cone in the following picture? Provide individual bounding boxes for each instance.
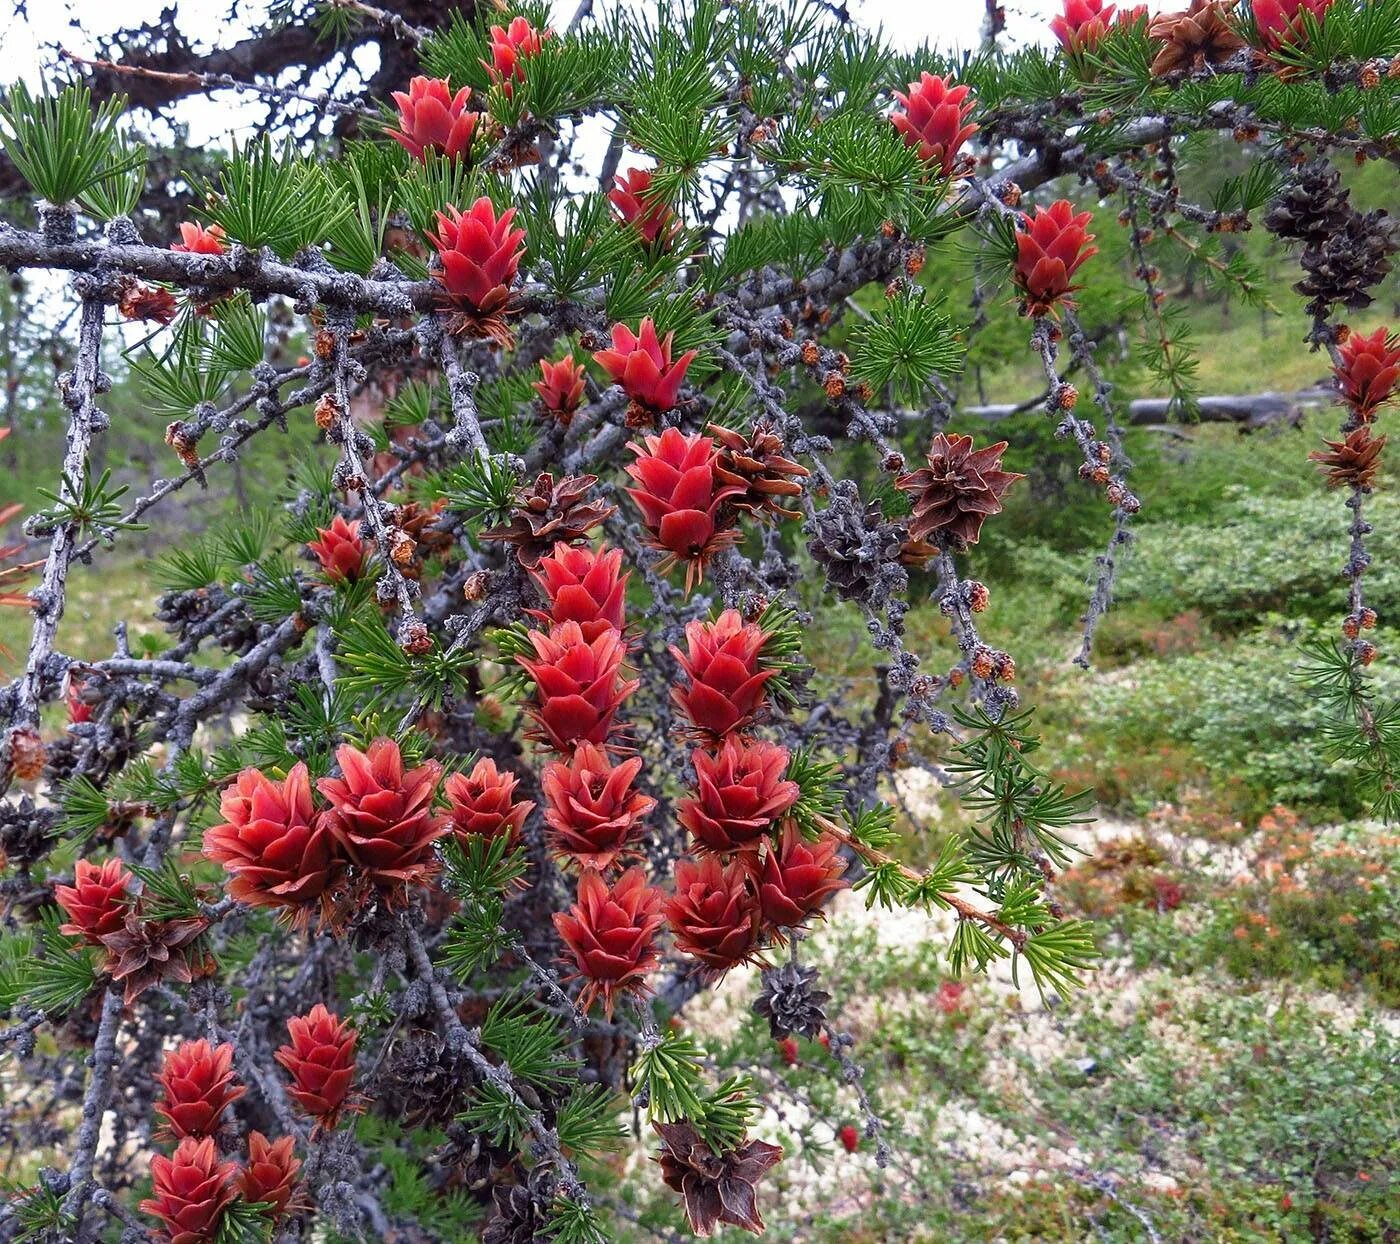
[1309,427,1387,490]
[1148,0,1246,76]
[896,433,1024,546]
[655,1121,784,1236]
[710,421,809,521]
[482,473,617,567]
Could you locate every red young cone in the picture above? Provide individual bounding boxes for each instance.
[889,73,978,178]
[1013,200,1098,317]
[534,355,587,424]
[669,609,775,739]
[758,824,848,934]
[428,197,526,336]
[839,1124,860,1153]
[66,675,94,723]
[442,757,534,848]
[679,737,798,856]
[1253,0,1334,50]
[171,222,226,255]
[317,738,446,897]
[1335,326,1400,421]
[484,16,550,95]
[307,516,368,582]
[609,167,681,247]
[595,318,698,414]
[553,865,664,1016]
[54,857,132,944]
[1050,0,1146,53]
[528,542,629,640]
[388,76,480,161]
[517,621,638,752]
[140,1136,238,1244]
[624,427,742,592]
[664,854,763,973]
[155,1039,246,1140]
[541,742,655,870]
[203,763,343,927]
[239,1131,301,1221]
[275,1004,357,1130]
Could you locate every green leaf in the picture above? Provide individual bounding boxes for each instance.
[0,80,137,207]
[191,135,351,259]
[851,287,964,403]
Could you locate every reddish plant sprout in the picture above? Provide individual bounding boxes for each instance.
[442,757,535,848]
[154,1039,246,1141]
[758,824,848,935]
[889,72,978,178]
[139,1136,238,1244]
[778,1035,799,1066]
[484,16,551,95]
[1335,326,1400,421]
[1050,0,1148,53]
[203,763,343,927]
[427,197,526,339]
[118,281,178,324]
[624,427,742,592]
[839,1123,860,1153]
[553,865,664,1016]
[54,857,132,943]
[239,1131,301,1222]
[317,739,446,898]
[1253,0,1335,51]
[387,76,480,161]
[275,1004,358,1131]
[609,167,681,248]
[65,674,93,722]
[664,854,764,973]
[516,620,638,752]
[934,978,968,1016]
[669,609,775,739]
[1012,199,1099,317]
[528,541,629,640]
[541,742,655,870]
[679,737,798,856]
[170,222,226,255]
[595,318,699,414]
[307,516,368,582]
[534,354,587,424]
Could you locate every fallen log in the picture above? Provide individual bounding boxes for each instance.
[959,387,1335,429]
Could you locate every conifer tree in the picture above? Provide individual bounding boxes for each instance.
[0,0,1396,1238]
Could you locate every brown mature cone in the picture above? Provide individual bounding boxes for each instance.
[481,473,617,567]
[391,497,454,558]
[895,433,1024,546]
[655,1121,784,1236]
[1149,0,1247,76]
[1310,427,1387,489]
[98,912,210,1006]
[709,421,809,522]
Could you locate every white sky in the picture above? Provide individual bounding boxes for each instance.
[0,0,1076,155]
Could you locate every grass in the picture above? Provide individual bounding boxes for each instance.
[0,553,156,670]
[608,882,1400,1242]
